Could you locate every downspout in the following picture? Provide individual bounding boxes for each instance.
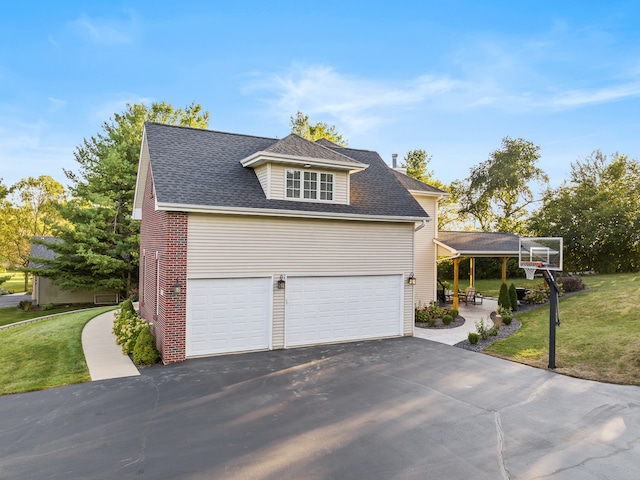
[415,220,427,231]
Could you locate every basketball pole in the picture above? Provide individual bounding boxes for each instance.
[542,270,560,369]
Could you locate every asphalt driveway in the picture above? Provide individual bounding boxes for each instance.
[0,293,30,308]
[1,337,639,479]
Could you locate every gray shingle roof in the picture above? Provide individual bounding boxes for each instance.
[263,134,365,166]
[144,123,428,220]
[436,231,520,256]
[390,169,448,194]
[29,236,59,268]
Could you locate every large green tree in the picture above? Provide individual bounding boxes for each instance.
[402,149,434,183]
[32,102,209,297]
[0,176,66,290]
[529,151,640,273]
[290,111,348,146]
[456,136,548,233]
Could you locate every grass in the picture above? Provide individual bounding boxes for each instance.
[0,307,115,395]
[0,305,98,327]
[485,273,640,385]
[0,270,31,294]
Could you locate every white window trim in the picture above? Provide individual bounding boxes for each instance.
[284,168,334,203]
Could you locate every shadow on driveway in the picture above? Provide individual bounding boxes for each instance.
[1,337,639,479]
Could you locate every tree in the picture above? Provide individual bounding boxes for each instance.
[529,151,640,273]
[290,111,348,146]
[402,149,434,183]
[456,137,548,233]
[0,176,66,290]
[33,102,210,297]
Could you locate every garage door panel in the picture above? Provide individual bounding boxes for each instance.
[286,275,402,347]
[187,278,270,357]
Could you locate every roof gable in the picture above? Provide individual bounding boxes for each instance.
[136,123,429,222]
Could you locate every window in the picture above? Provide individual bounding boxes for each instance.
[286,169,300,198]
[286,169,333,201]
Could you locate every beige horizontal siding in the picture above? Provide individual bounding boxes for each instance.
[414,195,438,306]
[187,214,413,277]
[254,164,269,198]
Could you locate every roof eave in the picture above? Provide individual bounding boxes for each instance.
[240,151,368,172]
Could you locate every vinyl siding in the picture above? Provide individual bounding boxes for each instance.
[254,164,269,198]
[187,213,415,346]
[267,164,349,204]
[413,195,438,306]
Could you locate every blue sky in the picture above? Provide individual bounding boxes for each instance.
[1,1,639,190]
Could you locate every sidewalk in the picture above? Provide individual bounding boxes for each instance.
[413,297,497,345]
[81,309,140,381]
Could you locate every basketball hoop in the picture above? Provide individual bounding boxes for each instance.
[521,261,543,280]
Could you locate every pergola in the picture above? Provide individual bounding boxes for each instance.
[434,231,520,310]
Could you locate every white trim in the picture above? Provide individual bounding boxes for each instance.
[284,168,335,202]
[408,189,449,198]
[265,163,272,199]
[156,202,428,223]
[240,151,368,172]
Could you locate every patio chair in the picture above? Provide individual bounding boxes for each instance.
[460,287,478,305]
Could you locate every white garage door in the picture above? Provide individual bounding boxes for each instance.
[186,278,271,357]
[285,275,402,347]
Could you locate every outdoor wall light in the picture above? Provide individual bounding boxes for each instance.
[277,275,286,289]
[408,273,416,285]
[173,280,183,294]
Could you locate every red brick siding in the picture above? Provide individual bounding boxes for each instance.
[139,166,188,363]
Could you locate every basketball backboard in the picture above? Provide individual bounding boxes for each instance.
[519,237,563,271]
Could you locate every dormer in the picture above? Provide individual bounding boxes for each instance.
[240,134,368,205]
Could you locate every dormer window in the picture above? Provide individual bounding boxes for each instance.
[286,169,333,201]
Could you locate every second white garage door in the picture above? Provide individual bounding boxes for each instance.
[285,275,403,347]
[186,277,271,357]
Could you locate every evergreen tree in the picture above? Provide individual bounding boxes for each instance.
[498,282,511,310]
[509,283,518,311]
[31,102,209,297]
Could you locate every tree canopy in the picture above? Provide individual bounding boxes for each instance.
[402,149,434,184]
[455,136,548,233]
[529,151,640,273]
[32,102,209,297]
[290,111,348,146]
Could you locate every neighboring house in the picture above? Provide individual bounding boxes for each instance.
[133,123,444,363]
[29,236,119,305]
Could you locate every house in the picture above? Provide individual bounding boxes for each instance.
[29,236,120,305]
[133,123,445,363]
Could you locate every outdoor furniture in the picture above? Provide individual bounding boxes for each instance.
[459,287,481,305]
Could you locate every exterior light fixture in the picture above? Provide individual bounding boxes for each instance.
[408,273,416,285]
[277,275,286,289]
[173,280,183,294]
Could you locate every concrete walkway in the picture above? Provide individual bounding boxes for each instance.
[81,309,139,381]
[413,297,498,344]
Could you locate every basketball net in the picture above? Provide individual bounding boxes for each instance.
[521,261,543,280]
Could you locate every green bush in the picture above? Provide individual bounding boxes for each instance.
[475,318,492,340]
[133,325,160,365]
[525,283,551,304]
[41,303,56,311]
[120,298,135,315]
[415,304,428,323]
[509,283,518,311]
[468,332,479,344]
[442,314,453,325]
[557,276,586,293]
[447,308,459,319]
[18,300,33,311]
[112,307,148,355]
[498,282,511,310]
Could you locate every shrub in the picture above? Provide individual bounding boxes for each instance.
[133,325,160,365]
[475,318,492,340]
[557,276,585,293]
[120,298,136,315]
[426,302,444,320]
[468,332,479,344]
[415,307,428,323]
[525,283,550,304]
[498,283,511,310]
[18,300,33,311]
[447,308,459,319]
[41,303,56,311]
[113,306,148,355]
[509,283,518,311]
[442,314,453,325]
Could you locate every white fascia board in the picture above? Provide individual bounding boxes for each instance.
[156,202,427,223]
[132,129,149,219]
[409,189,449,199]
[240,151,368,172]
[433,238,458,256]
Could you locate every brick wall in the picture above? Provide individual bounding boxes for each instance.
[139,166,188,363]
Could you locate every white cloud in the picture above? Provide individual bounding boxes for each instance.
[91,94,155,122]
[71,12,138,45]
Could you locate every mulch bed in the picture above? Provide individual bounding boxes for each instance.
[415,315,465,330]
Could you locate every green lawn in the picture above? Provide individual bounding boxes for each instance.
[0,270,31,293]
[0,305,98,327]
[486,273,640,385]
[0,307,114,395]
